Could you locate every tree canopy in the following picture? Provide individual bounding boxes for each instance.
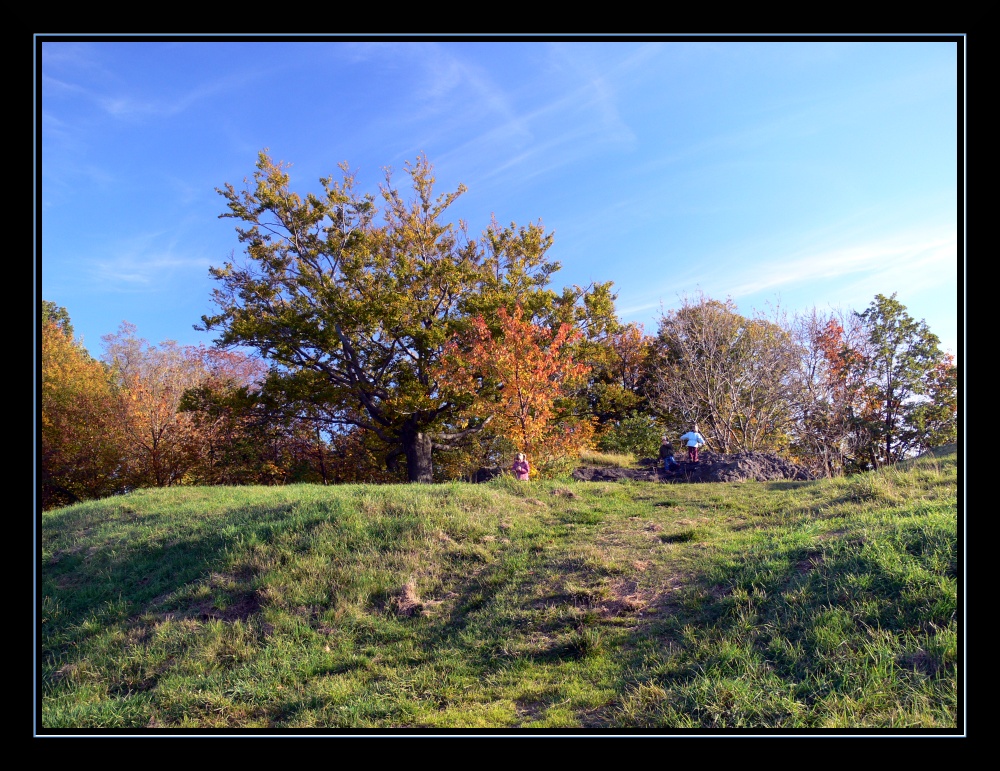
[649,294,799,453]
[200,151,615,481]
[41,307,123,509]
[436,304,594,475]
[849,293,954,468]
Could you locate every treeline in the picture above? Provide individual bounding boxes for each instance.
[40,152,957,509]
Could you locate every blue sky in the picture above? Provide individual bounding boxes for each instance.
[38,36,963,362]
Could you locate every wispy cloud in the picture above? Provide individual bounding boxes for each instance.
[75,231,211,291]
[321,42,651,196]
[40,74,92,98]
[427,46,642,186]
[617,225,959,344]
[40,158,118,208]
[96,71,257,120]
[721,230,956,301]
[615,215,957,330]
[338,43,530,147]
[44,57,273,123]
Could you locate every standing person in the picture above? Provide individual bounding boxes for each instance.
[659,436,680,474]
[511,452,531,480]
[679,424,707,463]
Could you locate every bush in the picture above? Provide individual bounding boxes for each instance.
[597,412,662,458]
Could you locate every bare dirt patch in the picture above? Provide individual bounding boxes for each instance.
[391,580,444,618]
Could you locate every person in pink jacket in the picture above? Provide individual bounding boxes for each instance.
[511,452,531,480]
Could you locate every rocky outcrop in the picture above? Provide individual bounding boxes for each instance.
[572,450,815,484]
[570,464,662,482]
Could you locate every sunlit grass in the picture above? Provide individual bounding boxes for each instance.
[40,447,960,733]
[577,449,639,468]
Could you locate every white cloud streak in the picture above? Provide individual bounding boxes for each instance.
[723,232,957,300]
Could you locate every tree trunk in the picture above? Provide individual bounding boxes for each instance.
[402,431,434,483]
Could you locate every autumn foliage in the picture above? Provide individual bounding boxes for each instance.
[41,318,124,509]
[42,152,959,506]
[789,296,956,474]
[437,306,594,475]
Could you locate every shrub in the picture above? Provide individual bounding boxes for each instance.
[597,411,662,458]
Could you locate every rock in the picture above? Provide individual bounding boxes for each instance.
[572,450,815,484]
[571,465,661,482]
[471,466,503,483]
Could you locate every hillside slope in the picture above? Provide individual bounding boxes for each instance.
[39,447,959,732]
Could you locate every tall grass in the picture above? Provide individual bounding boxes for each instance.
[577,449,639,468]
[39,447,960,733]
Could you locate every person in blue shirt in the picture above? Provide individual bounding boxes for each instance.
[679,424,707,463]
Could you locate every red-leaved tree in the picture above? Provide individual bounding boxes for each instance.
[437,306,593,475]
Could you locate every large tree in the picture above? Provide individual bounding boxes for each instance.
[41,304,125,509]
[648,294,800,453]
[786,308,869,477]
[101,323,210,488]
[201,151,611,482]
[849,293,954,468]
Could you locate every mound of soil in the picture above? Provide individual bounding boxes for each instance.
[572,450,815,484]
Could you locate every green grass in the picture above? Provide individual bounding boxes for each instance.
[39,447,960,733]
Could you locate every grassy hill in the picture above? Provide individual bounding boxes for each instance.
[39,445,959,732]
